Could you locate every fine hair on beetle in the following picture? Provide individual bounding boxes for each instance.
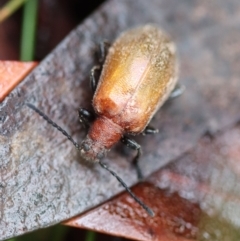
[27,25,184,217]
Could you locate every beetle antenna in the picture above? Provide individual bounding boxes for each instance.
[99,161,154,217]
[26,103,154,216]
[26,103,80,150]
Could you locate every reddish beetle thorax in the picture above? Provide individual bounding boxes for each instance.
[80,117,123,162]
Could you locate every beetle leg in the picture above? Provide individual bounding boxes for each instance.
[90,65,101,93]
[90,41,111,93]
[99,40,111,63]
[142,125,159,135]
[169,83,185,100]
[121,136,143,180]
[78,108,95,129]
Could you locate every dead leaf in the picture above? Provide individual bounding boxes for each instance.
[1,0,240,240]
[66,124,240,241]
[0,61,37,101]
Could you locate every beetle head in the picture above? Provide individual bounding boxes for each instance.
[80,135,107,163]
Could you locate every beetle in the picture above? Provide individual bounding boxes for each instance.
[27,25,184,216]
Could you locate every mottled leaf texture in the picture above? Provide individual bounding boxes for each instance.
[1,0,240,240]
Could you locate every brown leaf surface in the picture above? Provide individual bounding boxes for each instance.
[1,0,240,240]
[66,183,199,241]
[66,124,240,241]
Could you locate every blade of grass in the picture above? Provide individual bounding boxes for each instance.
[20,0,38,61]
[50,225,69,241]
[85,231,96,241]
[0,0,29,23]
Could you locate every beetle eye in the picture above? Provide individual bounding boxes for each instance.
[82,143,90,152]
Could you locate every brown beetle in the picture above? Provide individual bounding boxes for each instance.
[27,25,184,216]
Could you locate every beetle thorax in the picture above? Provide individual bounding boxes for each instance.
[80,116,123,162]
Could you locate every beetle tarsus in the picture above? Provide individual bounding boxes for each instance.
[90,65,101,93]
[142,125,159,135]
[133,149,143,180]
[121,136,143,180]
[169,83,185,100]
[90,41,111,93]
[99,40,111,63]
[90,41,111,92]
